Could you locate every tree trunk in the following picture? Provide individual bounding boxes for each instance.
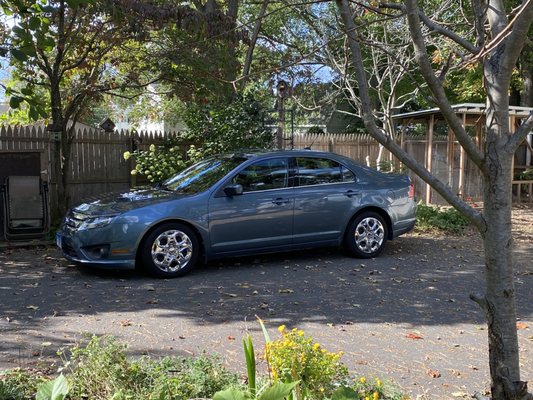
[480,155,526,399]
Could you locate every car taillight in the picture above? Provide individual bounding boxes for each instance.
[409,182,415,199]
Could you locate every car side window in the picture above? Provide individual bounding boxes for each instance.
[296,157,355,186]
[233,158,289,192]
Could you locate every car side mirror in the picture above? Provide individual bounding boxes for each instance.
[224,184,243,197]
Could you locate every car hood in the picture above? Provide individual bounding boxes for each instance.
[71,186,185,216]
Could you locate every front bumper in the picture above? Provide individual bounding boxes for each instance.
[56,231,136,270]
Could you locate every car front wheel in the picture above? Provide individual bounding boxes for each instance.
[141,223,199,278]
[345,212,387,258]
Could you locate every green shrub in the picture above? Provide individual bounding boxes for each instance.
[416,204,470,234]
[63,335,238,400]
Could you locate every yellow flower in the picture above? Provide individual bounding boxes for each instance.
[278,325,286,333]
[130,169,137,175]
[375,378,382,387]
[297,330,304,336]
[123,151,131,160]
[373,391,379,400]
[360,377,366,384]
[149,144,155,152]
[312,343,321,351]
[365,397,370,400]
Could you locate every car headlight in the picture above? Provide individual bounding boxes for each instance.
[78,215,116,231]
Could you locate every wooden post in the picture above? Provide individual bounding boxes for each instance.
[447,126,454,189]
[425,114,434,204]
[458,113,466,198]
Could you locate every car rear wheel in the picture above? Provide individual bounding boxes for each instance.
[141,223,199,278]
[345,212,387,258]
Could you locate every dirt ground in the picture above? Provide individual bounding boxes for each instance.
[0,205,531,399]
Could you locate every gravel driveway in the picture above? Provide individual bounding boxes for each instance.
[0,206,532,399]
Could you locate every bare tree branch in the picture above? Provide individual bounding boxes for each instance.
[335,0,486,230]
[404,0,486,172]
[379,2,479,53]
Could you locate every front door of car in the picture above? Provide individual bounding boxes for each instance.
[292,156,360,244]
[208,157,294,255]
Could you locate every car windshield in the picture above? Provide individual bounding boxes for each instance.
[162,155,247,193]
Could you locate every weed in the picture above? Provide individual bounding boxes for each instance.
[63,335,238,399]
[0,368,47,400]
[415,204,470,234]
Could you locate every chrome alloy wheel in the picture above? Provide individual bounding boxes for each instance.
[151,229,193,272]
[354,217,385,254]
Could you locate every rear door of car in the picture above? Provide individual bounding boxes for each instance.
[292,156,360,245]
[208,157,294,255]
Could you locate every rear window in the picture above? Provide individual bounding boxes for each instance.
[295,157,355,186]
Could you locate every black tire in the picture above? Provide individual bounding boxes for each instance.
[344,212,388,258]
[141,222,199,278]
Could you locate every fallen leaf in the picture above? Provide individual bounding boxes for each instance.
[222,293,238,298]
[406,332,423,340]
[227,336,235,341]
[146,299,159,304]
[120,319,133,327]
[517,322,528,330]
[278,289,294,294]
[26,305,39,310]
[451,391,468,398]
[41,342,52,347]
[426,369,441,378]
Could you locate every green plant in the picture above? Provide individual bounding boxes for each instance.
[0,369,47,400]
[62,335,237,399]
[415,204,470,234]
[244,335,257,397]
[266,326,348,399]
[213,326,299,400]
[516,169,533,181]
[182,94,274,163]
[35,374,68,400]
[124,137,187,183]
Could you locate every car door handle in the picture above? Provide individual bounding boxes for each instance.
[344,190,360,197]
[272,198,291,205]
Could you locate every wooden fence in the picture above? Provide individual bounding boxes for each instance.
[0,126,530,222]
[0,125,186,219]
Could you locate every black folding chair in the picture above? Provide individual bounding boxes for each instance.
[1,176,50,240]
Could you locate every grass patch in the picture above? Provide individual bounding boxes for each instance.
[416,204,470,234]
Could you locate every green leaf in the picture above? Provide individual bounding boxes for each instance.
[65,0,80,7]
[10,48,28,62]
[258,381,299,400]
[9,96,23,109]
[243,335,256,396]
[331,386,359,400]
[29,106,39,121]
[36,374,69,400]
[11,26,25,36]
[28,16,41,30]
[213,388,248,400]
[257,317,271,343]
